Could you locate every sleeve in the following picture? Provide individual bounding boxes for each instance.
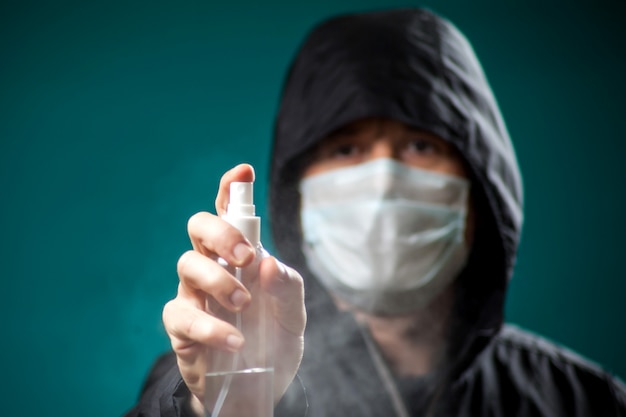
[122,352,197,417]
[123,353,309,417]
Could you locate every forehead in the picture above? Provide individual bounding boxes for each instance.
[320,117,453,148]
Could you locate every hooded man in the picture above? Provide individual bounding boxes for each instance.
[126,8,626,417]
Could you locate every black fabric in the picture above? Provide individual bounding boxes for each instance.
[124,353,195,417]
[280,322,626,417]
[125,8,626,417]
[128,325,626,417]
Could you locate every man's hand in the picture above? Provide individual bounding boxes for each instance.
[162,164,306,414]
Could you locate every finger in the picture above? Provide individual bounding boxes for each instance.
[174,343,207,394]
[215,164,255,216]
[170,340,208,409]
[177,250,251,311]
[187,211,255,266]
[163,298,245,355]
[259,257,307,336]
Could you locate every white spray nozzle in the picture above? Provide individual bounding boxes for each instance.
[228,182,255,216]
[225,182,261,245]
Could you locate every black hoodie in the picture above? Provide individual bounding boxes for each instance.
[126,8,626,417]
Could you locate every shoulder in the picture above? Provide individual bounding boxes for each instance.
[494,324,622,382]
[453,324,626,416]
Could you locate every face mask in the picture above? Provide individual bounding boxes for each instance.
[299,158,470,315]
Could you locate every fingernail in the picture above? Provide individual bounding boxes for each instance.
[226,334,244,350]
[233,242,254,263]
[230,289,249,308]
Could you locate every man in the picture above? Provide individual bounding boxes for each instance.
[126,8,626,417]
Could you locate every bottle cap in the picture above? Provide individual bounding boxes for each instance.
[225,182,261,245]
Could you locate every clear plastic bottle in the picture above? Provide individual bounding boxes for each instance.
[204,181,274,417]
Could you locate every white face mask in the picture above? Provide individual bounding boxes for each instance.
[299,158,470,315]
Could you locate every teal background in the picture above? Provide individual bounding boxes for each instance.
[1,1,625,416]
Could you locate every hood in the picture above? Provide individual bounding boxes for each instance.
[269,8,523,370]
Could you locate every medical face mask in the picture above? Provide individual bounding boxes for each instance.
[299,158,470,315]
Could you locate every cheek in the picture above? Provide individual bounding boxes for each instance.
[302,159,360,178]
[441,159,469,179]
[411,157,468,180]
[302,159,333,178]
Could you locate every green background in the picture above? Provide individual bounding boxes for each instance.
[1,1,625,416]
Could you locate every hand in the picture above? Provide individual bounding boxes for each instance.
[162,164,306,415]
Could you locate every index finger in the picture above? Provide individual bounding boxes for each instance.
[215,163,256,216]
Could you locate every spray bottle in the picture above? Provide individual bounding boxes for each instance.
[204,181,274,417]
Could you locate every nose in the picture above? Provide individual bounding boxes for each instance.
[368,139,396,161]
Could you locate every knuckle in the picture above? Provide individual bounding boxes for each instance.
[162,299,180,329]
[186,313,213,341]
[177,250,196,277]
[184,369,201,386]
[187,211,207,234]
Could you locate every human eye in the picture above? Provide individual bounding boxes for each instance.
[400,135,453,169]
[405,137,440,155]
[312,133,364,162]
[328,142,361,159]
